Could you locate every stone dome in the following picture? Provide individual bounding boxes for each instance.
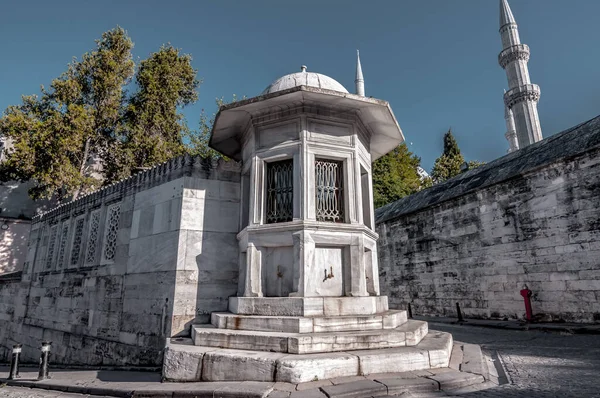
[261,66,349,95]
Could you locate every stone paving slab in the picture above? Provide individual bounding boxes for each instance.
[427,370,485,391]
[376,377,439,395]
[320,379,387,397]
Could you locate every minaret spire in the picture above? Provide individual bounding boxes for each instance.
[500,0,516,29]
[499,0,542,150]
[355,50,365,96]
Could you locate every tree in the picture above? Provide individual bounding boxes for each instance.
[183,95,243,160]
[372,143,424,208]
[431,129,465,184]
[0,28,201,200]
[0,27,134,200]
[111,45,199,179]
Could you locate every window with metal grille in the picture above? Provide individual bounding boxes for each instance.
[266,160,293,223]
[315,159,345,222]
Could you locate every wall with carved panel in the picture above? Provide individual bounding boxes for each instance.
[0,155,240,366]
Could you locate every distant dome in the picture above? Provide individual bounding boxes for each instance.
[262,66,349,95]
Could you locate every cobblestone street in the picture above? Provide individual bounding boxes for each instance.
[427,322,600,397]
[2,322,599,397]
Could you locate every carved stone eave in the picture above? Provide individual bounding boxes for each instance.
[209,85,404,162]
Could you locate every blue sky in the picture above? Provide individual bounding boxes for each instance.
[1,0,599,170]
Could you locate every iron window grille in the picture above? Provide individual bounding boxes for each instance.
[266,159,294,223]
[315,159,345,222]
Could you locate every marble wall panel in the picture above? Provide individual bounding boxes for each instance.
[133,178,184,211]
[127,230,181,274]
[307,247,344,297]
[263,246,294,297]
[258,121,299,149]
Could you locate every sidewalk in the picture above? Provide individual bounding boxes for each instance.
[415,315,600,334]
[0,342,495,397]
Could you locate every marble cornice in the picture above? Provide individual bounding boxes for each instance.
[238,220,379,241]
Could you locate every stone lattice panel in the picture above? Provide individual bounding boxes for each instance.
[56,222,70,269]
[45,225,58,270]
[85,210,101,265]
[70,217,85,266]
[102,204,121,262]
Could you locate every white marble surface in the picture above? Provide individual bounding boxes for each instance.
[202,349,284,381]
[276,352,359,383]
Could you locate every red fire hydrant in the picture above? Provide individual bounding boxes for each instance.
[520,286,533,322]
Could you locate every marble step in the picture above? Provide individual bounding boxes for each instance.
[211,310,407,333]
[192,319,427,354]
[164,330,454,383]
[229,296,389,317]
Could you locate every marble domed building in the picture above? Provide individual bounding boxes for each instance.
[163,54,455,383]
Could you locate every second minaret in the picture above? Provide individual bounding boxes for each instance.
[499,0,542,150]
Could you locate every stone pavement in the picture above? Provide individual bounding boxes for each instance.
[0,340,493,397]
[4,321,600,397]
[428,322,600,397]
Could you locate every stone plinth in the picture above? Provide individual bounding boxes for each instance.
[162,294,447,382]
[164,330,453,383]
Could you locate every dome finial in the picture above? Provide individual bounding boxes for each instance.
[301,65,307,72]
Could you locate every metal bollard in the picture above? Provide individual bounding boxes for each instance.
[8,344,22,380]
[456,302,464,322]
[38,341,52,380]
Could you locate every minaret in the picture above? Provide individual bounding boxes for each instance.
[499,0,542,150]
[504,98,519,153]
[355,50,365,96]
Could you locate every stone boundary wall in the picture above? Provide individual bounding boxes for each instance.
[0,155,241,366]
[376,116,600,323]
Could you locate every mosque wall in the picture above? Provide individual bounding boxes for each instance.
[0,155,240,366]
[376,116,600,323]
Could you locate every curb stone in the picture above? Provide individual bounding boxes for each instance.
[420,317,600,335]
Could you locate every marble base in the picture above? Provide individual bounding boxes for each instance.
[211,310,407,333]
[192,319,427,354]
[229,296,389,317]
[163,331,453,383]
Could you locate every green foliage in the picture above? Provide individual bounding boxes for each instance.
[183,95,243,160]
[430,129,487,184]
[106,45,200,180]
[0,27,202,200]
[0,27,135,200]
[466,160,486,170]
[372,143,424,208]
[431,129,465,184]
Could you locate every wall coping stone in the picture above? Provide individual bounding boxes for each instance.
[32,155,240,224]
[376,114,600,224]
